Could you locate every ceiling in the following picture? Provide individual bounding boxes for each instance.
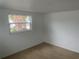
[0,0,79,13]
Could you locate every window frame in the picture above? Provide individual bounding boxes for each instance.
[8,14,32,33]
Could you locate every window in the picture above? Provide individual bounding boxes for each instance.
[8,15,32,33]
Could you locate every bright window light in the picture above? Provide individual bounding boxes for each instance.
[8,15,32,33]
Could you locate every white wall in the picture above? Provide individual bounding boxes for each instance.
[0,9,44,58]
[44,10,79,53]
[1,8,79,58]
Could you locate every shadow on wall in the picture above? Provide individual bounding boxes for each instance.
[0,37,6,58]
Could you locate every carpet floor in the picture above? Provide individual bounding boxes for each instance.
[3,42,79,59]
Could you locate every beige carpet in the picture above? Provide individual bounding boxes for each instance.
[3,42,79,59]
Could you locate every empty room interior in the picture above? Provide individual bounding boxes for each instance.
[1,0,79,59]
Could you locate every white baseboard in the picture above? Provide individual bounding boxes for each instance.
[45,40,79,54]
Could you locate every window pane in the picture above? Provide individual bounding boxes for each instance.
[26,23,31,30]
[10,23,31,32]
[9,15,32,33]
[9,15,32,23]
[26,16,32,24]
[10,24,16,32]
